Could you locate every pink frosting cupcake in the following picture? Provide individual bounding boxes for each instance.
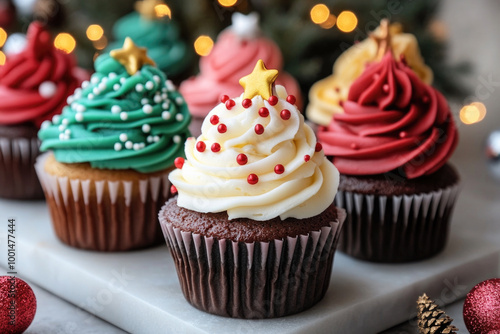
[180,12,301,136]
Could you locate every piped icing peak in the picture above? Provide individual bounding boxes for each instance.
[0,21,87,127]
[38,40,190,173]
[170,60,339,221]
[318,52,458,179]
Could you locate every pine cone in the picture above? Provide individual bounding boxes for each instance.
[417,294,458,334]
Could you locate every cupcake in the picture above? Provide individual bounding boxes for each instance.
[36,38,191,251]
[0,22,87,199]
[179,12,302,137]
[109,0,192,81]
[160,60,345,318]
[317,24,459,263]
[307,20,433,126]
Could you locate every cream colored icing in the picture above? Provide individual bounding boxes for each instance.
[169,85,339,221]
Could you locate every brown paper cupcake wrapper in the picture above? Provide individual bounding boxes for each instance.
[0,135,44,199]
[336,184,460,262]
[160,209,346,319]
[35,152,172,251]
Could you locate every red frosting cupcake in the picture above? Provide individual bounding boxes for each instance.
[317,50,460,262]
[0,22,87,199]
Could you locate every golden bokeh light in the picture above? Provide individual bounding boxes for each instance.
[310,4,330,25]
[54,33,76,54]
[218,0,237,7]
[86,24,104,41]
[337,11,358,33]
[460,102,487,125]
[155,4,171,18]
[194,35,214,57]
[0,51,5,65]
[0,28,7,48]
[320,14,336,29]
[93,36,108,50]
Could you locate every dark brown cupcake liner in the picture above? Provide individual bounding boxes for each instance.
[0,135,44,199]
[336,183,460,263]
[35,153,172,251]
[159,208,346,319]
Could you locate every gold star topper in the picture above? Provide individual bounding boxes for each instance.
[110,37,156,75]
[239,60,278,100]
[135,0,167,21]
[370,19,392,60]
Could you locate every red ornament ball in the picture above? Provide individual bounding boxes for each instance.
[286,95,296,105]
[170,185,178,194]
[236,154,248,165]
[196,141,206,152]
[0,276,37,334]
[464,278,500,334]
[274,164,285,174]
[211,142,221,152]
[258,107,269,118]
[280,109,291,120]
[174,157,185,169]
[217,124,227,133]
[242,99,252,108]
[254,124,264,135]
[225,99,235,110]
[210,115,219,125]
[220,95,229,103]
[267,95,278,106]
[247,173,259,185]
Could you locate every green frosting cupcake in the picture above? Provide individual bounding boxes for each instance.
[39,39,191,173]
[108,2,191,77]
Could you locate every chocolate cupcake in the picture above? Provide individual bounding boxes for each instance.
[160,60,344,318]
[317,24,459,263]
[36,38,191,251]
[0,22,87,199]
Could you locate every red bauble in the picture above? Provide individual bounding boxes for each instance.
[196,141,206,152]
[254,124,264,135]
[280,109,291,120]
[0,276,37,334]
[236,154,248,165]
[242,99,252,108]
[258,107,269,118]
[174,157,184,169]
[247,173,259,185]
[315,142,323,152]
[274,164,284,174]
[463,278,500,334]
[225,99,235,110]
[217,124,227,133]
[210,115,219,125]
[286,95,296,105]
[211,143,221,152]
[170,185,177,194]
[220,95,229,103]
[267,96,278,106]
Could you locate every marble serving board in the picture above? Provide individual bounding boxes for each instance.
[0,188,499,334]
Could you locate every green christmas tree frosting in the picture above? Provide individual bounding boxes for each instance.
[39,38,191,173]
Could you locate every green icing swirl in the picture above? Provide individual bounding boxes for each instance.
[108,12,191,76]
[38,54,191,173]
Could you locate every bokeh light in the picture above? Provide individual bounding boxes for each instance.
[310,4,330,25]
[218,0,237,7]
[460,102,487,125]
[155,4,171,18]
[0,51,5,65]
[337,11,358,32]
[86,24,104,41]
[54,33,76,54]
[93,36,108,50]
[320,14,336,29]
[0,28,7,47]
[194,35,214,56]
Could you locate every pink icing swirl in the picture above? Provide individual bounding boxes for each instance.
[0,22,87,127]
[318,52,458,179]
[179,30,301,117]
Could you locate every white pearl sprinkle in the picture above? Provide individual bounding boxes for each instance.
[74,88,82,95]
[109,72,117,79]
[119,133,128,142]
[162,102,170,109]
[173,135,181,144]
[62,118,69,125]
[154,136,160,142]
[135,84,144,92]
[88,93,94,100]
[145,81,154,90]
[52,115,60,123]
[75,113,84,122]
[161,93,168,100]
[91,76,99,84]
[142,124,151,133]
[66,96,74,104]
[142,104,153,114]
[162,111,171,120]
[153,75,160,83]
[58,124,66,131]
[111,105,121,114]
[64,129,71,135]
[92,87,100,95]
[147,136,153,143]
[39,81,57,98]
[141,98,149,105]
[81,81,90,88]
[161,87,168,93]
[120,77,126,84]
[176,113,184,122]
[114,142,122,151]
[166,80,175,91]
[98,82,107,91]
[133,143,141,150]
[113,84,120,91]
[41,120,51,129]
[120,112,128,121]
[125,141,133,149]
[154,95,162,103]
[59,133,65,140]
[101,77,108,83]
[175,97,184,105]
[76,105,86,113]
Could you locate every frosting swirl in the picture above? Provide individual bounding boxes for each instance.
[318,52,458,179]
[0,22,87,127]
[170,85,338,221]
[307,23,433,126]
[38,52,191,173]
[180,29,301,117]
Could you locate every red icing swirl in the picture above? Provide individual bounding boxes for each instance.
[318,52,458,179]
[0,22,87,127]
[179,30,301,117]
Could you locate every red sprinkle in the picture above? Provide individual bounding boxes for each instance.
[225,99,235,110]
[247,173,259,185]
[242,99,252,108]
[274,164,285,174]
[268,95,278,106]
[304,155,310,162]
[218,124,227,133]
[236,153,248,165]
[170,185,177,194]
[196,141,206,152]
[174,157,184,169]
[211,142,221,152]
[254,124,264,135]
[258,107,269,117]
[280,109,291,120]
[220,95,229,103]
[315,142,323,152]
[286,95,296,105]
[210,115,219,125]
